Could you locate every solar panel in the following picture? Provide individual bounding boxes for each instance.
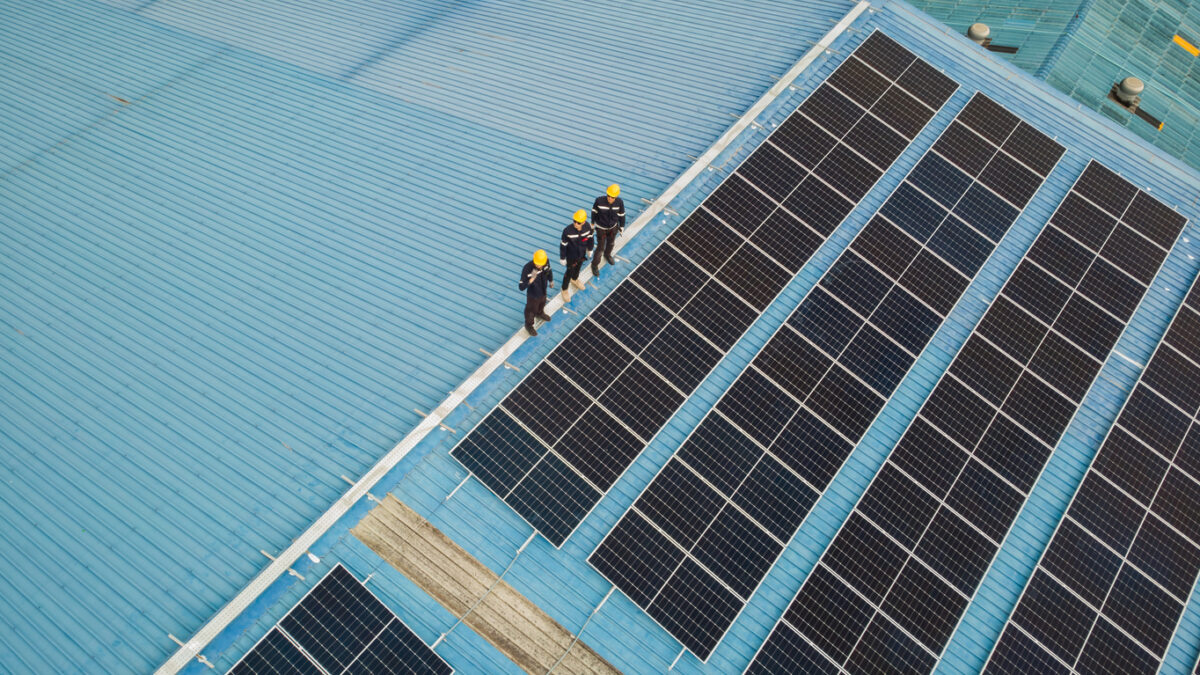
[450,30,956,548]
[590,91,1062,661]
[230,565,452,675]
[751,161,1186,674]
[985,278,1199,674]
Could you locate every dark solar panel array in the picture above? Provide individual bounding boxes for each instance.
[589,93,1063,661]
[986,279,1200,675]
[749,162,1186,674]
[230,565,453,675]
[450,31,957,547]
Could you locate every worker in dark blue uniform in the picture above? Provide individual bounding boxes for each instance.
[590,184,625,276]
[559,209,593,303]
[519,250,554,336]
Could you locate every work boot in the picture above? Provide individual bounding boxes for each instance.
[525,324,538,336]
[571,279,586,291]
[537,312,552,322]
[591,263,599,277]
[606,255,615,265]
[562,288,571,303]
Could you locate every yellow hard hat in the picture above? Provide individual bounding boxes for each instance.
[573,209,587,223]
[607,184,620,198]
[533,249,548,266]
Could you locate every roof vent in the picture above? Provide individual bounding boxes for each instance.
[967,23,990,44]
[1113,76,1144,105]
[1108,76,1163,130]
[968,23,1019,54]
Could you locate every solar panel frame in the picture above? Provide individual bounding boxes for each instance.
[754,161,1184,674]
[449,29,955,549]
[229,628,324,675]
[229,564,453,675]
[593,88,1076,662]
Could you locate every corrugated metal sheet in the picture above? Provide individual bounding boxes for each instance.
[0,0,855,671]
[901,0,1200,171]
[906,0,1085,73]
[8,0,1200,672]
[1040,0,1200,170]
[209,4,1200,673]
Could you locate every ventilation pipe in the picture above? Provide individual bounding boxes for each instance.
[968,23,1018,53]
[967,23,990,45]
[1113,77,1144,106]
[1108,76,1163,130]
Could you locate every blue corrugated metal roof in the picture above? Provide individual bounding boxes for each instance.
[906,0,1085,73]
[205,3,1200,674]
[8,0,1200,672]
[905,0,1200,171]
[0,0,858,671]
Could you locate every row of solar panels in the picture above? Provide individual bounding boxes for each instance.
[231,565,452,675]
[750,161,1187,673]
[589,88,1065,660]
[447,30,1194,674]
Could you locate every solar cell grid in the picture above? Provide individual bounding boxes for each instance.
[733,454,819,541]
[927,214,994,277]
[231,629,323,675]
[1002,122,1064,177]
[640,318,724,394]
[769,113,838,171]
[755,160,1183,674]
[677,414,762,496]
[854,31,915,79]
[666,207,745,276]
[953,183,1019,241]
[982,256,1195,675]
[769,408,852,491]
[870,286,944,353]
[800,83,866,139]
[749,209,825,273]
[553,405,642,490]
[581,33,959,657]
[736,142,810,202]
[956,94,1019,147]
[815,143,882,201]
[910,152,974,210]
[781,174,856,237]
[873,84,935,139]
[932,120,996,177]
[978,150,1042,207]
[843,112,910,169]
[507,452,599,544]
[231,565,452,675]
[852,215,923,279]
[630,248,710,316]
[592,86,1078,662]
[716,243,793,311]
[880,181,948,241]
[896,57,959,110]
[827,55,891,109]
[705,174,777,236]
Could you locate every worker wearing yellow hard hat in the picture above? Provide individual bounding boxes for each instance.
[518,249,554,336]
[558,209,594,303]
[590,184,625,277]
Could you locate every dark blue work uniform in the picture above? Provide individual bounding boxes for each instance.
[591,195,625,274]
[519,261,553,331]
[559,221,594,288]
